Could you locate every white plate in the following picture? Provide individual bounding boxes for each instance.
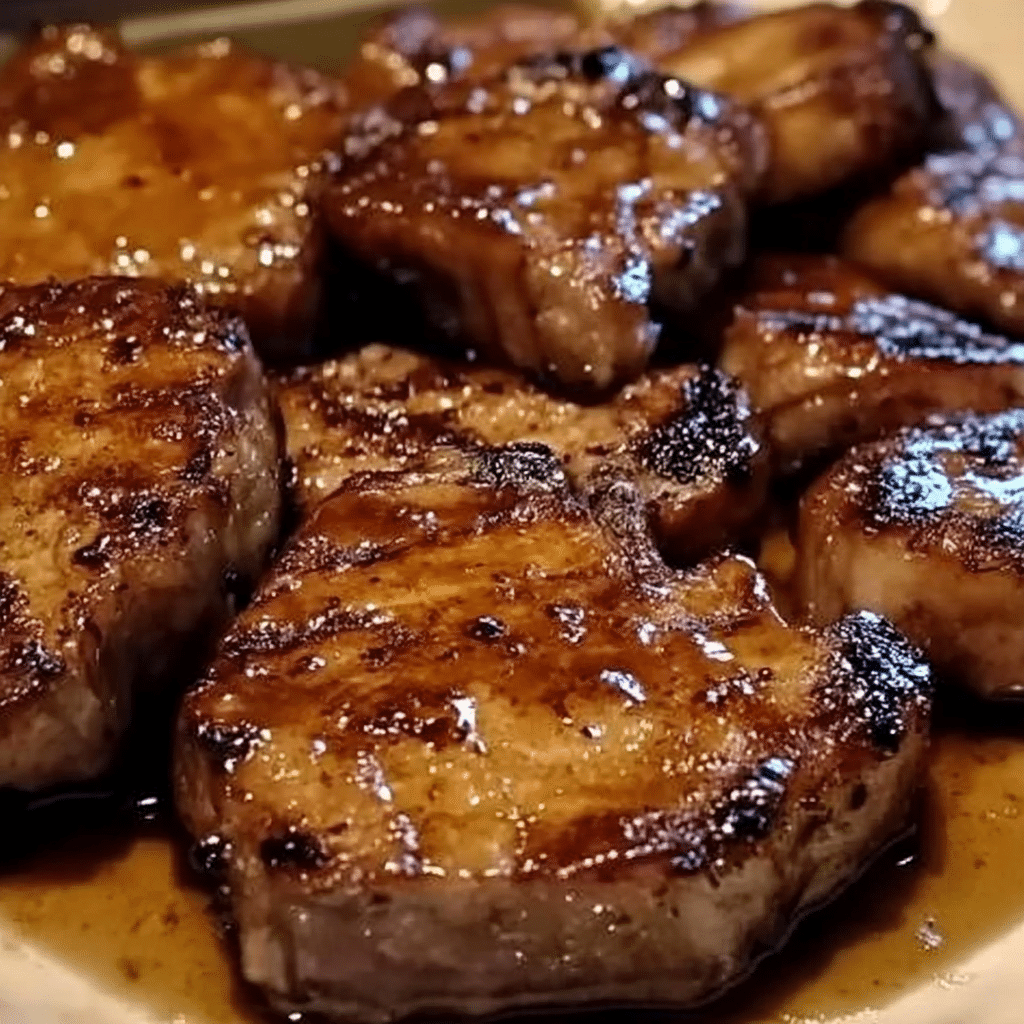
[0,2,1021,1023]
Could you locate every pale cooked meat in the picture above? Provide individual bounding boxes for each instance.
[276,345,767,563]
[653,1,938,204]
[0,278,281,792]
[842,52,1024,335]
[719,255,1024,472]
[799,411,1024,700]
[342,3,745,109]
[326,52,767,392]
[175,443,931,1023]
[0,25,348,362]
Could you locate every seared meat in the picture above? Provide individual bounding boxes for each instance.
[654,1,938,204]
[842,52,1024,335]
[276,345,767,563]
[343,3,745,108]
[175,444,931,1023]
[326,53,766,392]
[0,25,348,363]
[0,278,281,792]
[799,411,1024,700]
[929,52,1024,155]
[719,255,1024,472]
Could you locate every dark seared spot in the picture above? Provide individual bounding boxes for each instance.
[181,446,213,484]
[72,534,113,571]
[714,756,794,843]
[637,368,759,487]
[194,719,261,768]
[3,638,65,681]
[850,783,868,811]
[188,834,231,878]
[122,174,146,188]
[473,442,566,492]
[260,828,329,871]
[467,615,506,641]
[107,335,142,365]
[823,611,933,752]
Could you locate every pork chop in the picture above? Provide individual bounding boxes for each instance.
[718,255,1024,472]
[0,24,348,363]
[175,443,932,1023]
[342,3,746,108]
[325,50,767,392]
[799,411,1024,700]
[275,345,767,563]
[653,1,938,204]
[0,277,281,792]
[842,51,1024,335]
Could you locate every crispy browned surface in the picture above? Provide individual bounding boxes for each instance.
[342,3,745,109]
[0,278,282,792]
[719,256,1024,472]
[0,25,348,363]
[175,445,931,1022]
[326,54,766,392]
[799,411,1024,700]
[276,345,767,563]
[843,150,1024,336]
[842,49,1024,335]
[655,1,937,204]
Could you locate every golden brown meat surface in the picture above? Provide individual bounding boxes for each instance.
[326,53,766,392]
[276,345,767,563]
[719,256,1024,472]
[842,51,1024,335]
[175,445,931,1023]
[799,411,1024,700]
[654,1,938,204]
[0,25,348,362]
[0,278,282,792]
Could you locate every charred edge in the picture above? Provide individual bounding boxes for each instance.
[824,611,933,753]
[2,638,65,683]
[194,719,262,769]
[276,534,387,577]
[517,46,649,89]
[472,442,567,493]
[637,368,758,487]
[260,827,330,871]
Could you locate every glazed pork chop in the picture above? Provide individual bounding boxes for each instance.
[799,411,1024,700]
[0,25,347,362]
[654,1,938,204]
[276,346,767,563]
[342,2,746,108]
[326,51,766,392]
[175,443,931,1023]
[0,278,281,792]
[719,256,1024,472]
[842,51,1024,335]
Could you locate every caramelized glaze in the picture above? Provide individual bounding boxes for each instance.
[276,346,767,563]
[326,51,766,391]
[0,25,348,361]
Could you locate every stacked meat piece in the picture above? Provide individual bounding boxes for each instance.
[0,3,1021,1023]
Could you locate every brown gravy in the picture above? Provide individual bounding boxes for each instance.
[0,706,1021,1024]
